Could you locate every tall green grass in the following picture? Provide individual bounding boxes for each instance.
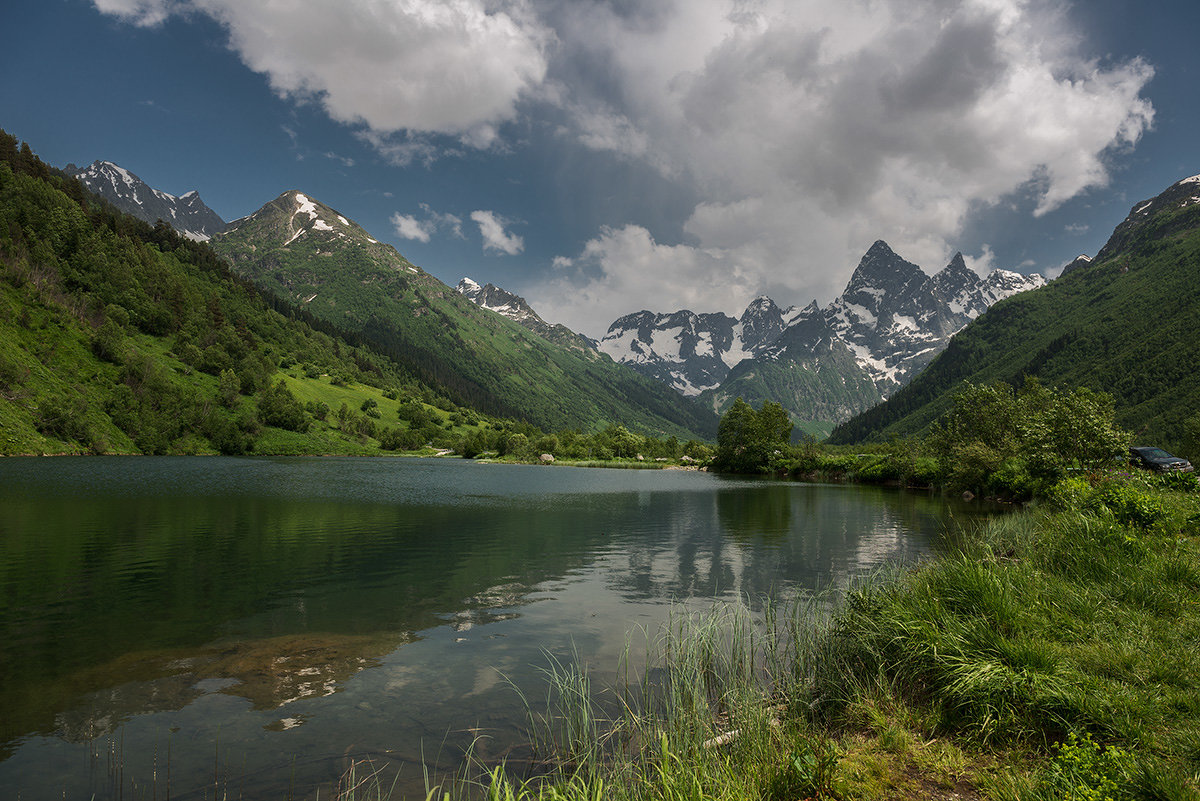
[470,473,1200,801]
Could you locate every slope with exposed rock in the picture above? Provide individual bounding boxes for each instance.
[68,160,225,241]
[600,241,1045,433]
[829,172,1200,449]
[455,278,596,354]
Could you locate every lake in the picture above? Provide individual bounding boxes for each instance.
[0,456,992,799]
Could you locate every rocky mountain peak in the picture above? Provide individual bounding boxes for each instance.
[738,296,787,352]
[70,159,225,241]
[456,277,597,354]
[1059,254,1093,277]
[222,191,384,253]
[843,239,927,311]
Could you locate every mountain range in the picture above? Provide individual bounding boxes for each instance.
[829,172,1200,451]
[61,150,1194,452]
[457,240,1043,436]
[207,190,717,437]
[68,160,226,241]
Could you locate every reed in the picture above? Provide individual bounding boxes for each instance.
[472,472,1200,801]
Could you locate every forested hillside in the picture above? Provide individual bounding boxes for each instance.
[829,174,1200,454]
[0,129,501,455]
[211,191,717,438]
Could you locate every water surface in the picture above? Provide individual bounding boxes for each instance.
[0,457,991,799]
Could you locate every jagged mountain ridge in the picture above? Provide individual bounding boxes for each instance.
[828,171,1200,448]
[67,160,225,241]
[456,278,596,353]
[210,191,718,438]
[599,241,1046,420]
[599,297,805,396]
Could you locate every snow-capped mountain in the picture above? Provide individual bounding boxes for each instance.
[823,241,1045,390]
[456,277,597,354]
[69,160,225,241]
[220,190,383,251]
[598,298,805,396]
[457,278,545,330]
[600,240,1046,422]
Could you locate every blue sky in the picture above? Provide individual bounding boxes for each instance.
[4,0,1198,337]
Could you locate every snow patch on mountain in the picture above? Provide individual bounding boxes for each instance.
[600,240,1047,404]
[71,160,225,241]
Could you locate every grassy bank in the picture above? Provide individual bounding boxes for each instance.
[460,469,1199,801]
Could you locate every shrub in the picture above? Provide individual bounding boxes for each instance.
[34,392,94,445]
[1038,732,1135,801]
[256,380,310,432]
[713,398,793,473]
[929,379,1128,498]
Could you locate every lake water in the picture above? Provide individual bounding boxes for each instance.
[0,457,992,799]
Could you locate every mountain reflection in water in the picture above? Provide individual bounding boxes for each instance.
[0,457,995,800]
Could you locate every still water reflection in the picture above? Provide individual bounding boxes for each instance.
[0,457,991,799]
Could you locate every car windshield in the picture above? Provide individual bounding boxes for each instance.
[1139,448,1174,459]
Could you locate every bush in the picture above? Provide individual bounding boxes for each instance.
[34,392,94,445]
[1038,732,1135,801]
[713,398,793,473]
[378,426,423,451]
[256,380,310,432]
[929,380,1128,498]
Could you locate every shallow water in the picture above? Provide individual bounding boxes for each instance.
[0,456,992,799]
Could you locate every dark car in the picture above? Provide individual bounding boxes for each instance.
[1129,446,1194,472]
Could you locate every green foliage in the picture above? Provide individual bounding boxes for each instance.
[34,391,95,447]
[256,380,310,432]
[1038,732,1135,801]
[217,368,241,408]
[1046,474,1173,532]
[0,127,517,455]
[712,397,793,473]
[831,189,1200,453]
[764,738,839,801]
[927,379,1128,498]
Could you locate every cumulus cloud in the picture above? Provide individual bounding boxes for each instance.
[391,212,433,243]
[471,210,524,255]
[962,245,998,278]
[526,225,758,338]
[531,0,1155,324]
[99,0,1157,329]
[94,0,551,144]
[392,204,464,242]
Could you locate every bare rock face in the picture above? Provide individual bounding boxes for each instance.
[69,160,225,241]
[595,240,1046,424]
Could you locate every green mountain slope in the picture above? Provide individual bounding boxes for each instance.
[210,191,717,438]
[698,312,884,439]
[829,174,1200,451]
[0,130,492,456]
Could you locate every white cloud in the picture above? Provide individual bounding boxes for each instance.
[92,0,170,26]
[324,151,355,168]
[526,225,756,338]
[536,0,1154,320]
[94,0,551,145]
[100,0,1157,328]
[392,204,464,242]
[961,245,998,278]
[391,212,433,243]
[471,210,524,255]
